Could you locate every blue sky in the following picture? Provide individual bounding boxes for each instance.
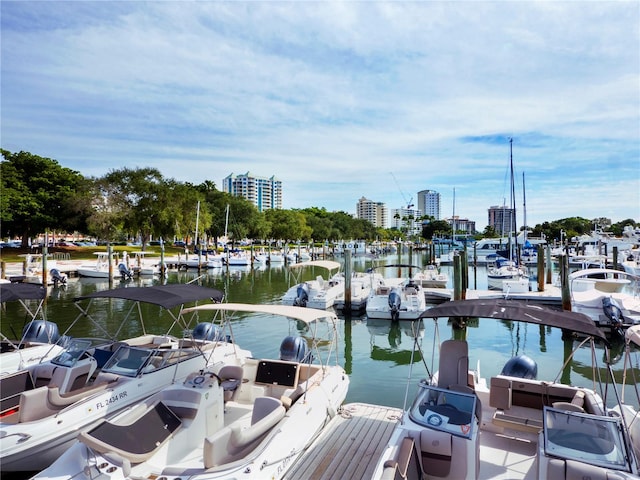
[1,1,638,229]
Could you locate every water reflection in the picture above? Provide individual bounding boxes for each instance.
[1,253,638,412]
[367,319,425,365]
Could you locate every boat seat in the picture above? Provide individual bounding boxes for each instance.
[78,401,182,464]
[381,436,420,480]
[437,340,470,390]
[218,365,243,402]
[203,396,285,468]
[545,458,613,480]
[552,390,586,413]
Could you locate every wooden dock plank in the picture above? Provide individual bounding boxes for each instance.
[284,403,402,480]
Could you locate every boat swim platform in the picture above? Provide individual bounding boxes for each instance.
[283,402,402,480]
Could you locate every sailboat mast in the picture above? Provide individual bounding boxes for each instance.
[522,172,527,243]
[452,187,456,244]
[510,138,516,239]
[195,200,200,247]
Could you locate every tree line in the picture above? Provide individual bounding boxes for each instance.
[1,150,636,248]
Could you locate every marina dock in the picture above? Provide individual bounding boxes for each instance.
[283,403,402,480]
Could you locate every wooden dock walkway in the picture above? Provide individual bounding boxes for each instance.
[283,403,402,480]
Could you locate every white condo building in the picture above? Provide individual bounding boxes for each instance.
[417,190,441,220]
[356,197,389,228]
[390,207,423,236]
[222,172,282,212]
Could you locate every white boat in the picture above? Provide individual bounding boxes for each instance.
[224,250,251,267]
[366,266,427,321]
[77,252,122,278]
[0,283,67,376]
[19,253,68,286]
[130,251,162,276]
[0,284,251,473]
[412,264,449,288]
[281,260,343,310]
[334,270,383,312]
[182,253,223,269]
[568,268,640,336]
[34,303,349,480]
[486,256,529,291]
[372,299,640,480]
[267,250,286,264]
[622,250,640,276]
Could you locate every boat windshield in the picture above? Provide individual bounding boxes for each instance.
[51,339,92,367]
[102,346,155,377]
[409,382,477,439]
[102,346,200,377]
[543,407,631,472]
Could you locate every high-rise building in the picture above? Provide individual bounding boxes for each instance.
[488,205,516,235]
[390,207,423,236]
[417,190,441,219]
[356,197,388,228]
[222,172,282,212]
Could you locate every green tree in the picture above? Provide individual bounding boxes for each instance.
[421,220,451,241]
[265,209,311,243]
[0,150,87,245]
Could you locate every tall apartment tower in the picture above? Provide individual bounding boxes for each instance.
[356,197,388,228]
[417,190,441,220]
[488,205,516,235]
[222,172,282,212]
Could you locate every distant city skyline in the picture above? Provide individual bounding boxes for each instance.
[1,2,638,229]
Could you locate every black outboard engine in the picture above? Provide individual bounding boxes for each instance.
[603,296,625,339]
[280,335,310,362]
[50,268,67,286]
[21,320,60,344]
[118,262,133,280]
[192,322,225,342]
[501,354,538,379]
[294,283,309,307]
[388,287,401,321]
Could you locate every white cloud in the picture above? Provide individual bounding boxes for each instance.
[1,1,638,229]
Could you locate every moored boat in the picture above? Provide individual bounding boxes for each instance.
[0,284,251,474]
[33,303,349,480]
[371,299,640,479]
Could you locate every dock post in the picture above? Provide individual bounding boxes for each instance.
[42,234,48,286]
[460,243,469,300]
[344,250,352,311]
[108,244,114,287]
[0,261,5,280]
[560,254,571,311]
[545,244,553,284]
[453,253,462,301]
[613,246,618,270]
[160,239,166,277]
[537,244,545,292]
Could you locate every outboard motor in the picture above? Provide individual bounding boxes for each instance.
[21,320,60,344]
[192,322,225,342]
[501,354,538,379]
[50,268,67,286]
[388,287,402,321]
[280,336,310,363]
[294,283,309,307]
[118,262,133,280]
[603,296,625,339]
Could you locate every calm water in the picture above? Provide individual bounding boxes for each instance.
[3,251,637,414]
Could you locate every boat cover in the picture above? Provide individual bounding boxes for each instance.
[74,284,224,309]
[422,299,608,343]
[0,283,47,302]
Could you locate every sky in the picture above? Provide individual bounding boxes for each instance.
[1,1,639,230]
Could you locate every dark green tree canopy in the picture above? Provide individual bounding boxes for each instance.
[1,149,87,245]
